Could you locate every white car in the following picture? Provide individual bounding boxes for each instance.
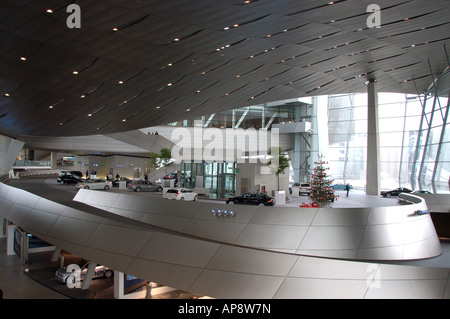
[164,188,198,201]
[76,178,112,190]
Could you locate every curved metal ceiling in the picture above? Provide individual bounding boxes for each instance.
[0,0,449,137]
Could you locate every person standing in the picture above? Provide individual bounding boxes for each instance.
[345,183,350,197]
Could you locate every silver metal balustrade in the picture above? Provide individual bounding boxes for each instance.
[1,182,448,299]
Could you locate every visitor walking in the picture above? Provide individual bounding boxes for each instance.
[345,183,350,197]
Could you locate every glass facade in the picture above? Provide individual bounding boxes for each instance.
[326,70,449,193]
[175,71,449,194]
[180,161,236,198]
[168,98,310,130]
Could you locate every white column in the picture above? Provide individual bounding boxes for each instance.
[50,152,57,170]
[51,247,61,262]
[6,224,16,256]
[366,81,380,195]
[81,262,97,290]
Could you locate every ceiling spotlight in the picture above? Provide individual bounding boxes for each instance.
[48,105,53,109]
[186,108,191,112]
[4,93,10,97]
[121,118,127,122]
[46,9,53,14]
[167,83,173,86]
[80,94,86,98]
[73,70,79,75]
[87,113,92,117]
[112,27,119,32]
[118,80,124,84]
[173,38,180,42]
[20,57,27,61]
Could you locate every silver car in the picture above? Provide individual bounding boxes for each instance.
[55,259,113,284]
[128,180,163,192]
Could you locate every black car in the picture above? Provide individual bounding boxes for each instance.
[226,192,274,206]
[57,171,83,184]
[380,187,412,198]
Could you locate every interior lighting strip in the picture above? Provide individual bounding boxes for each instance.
[111,14,150,33]
[287,0,347,16]
[214,38,250,53]
[80,83,104,99]
[165,29,205,45]
[296,31,341,45]
[117,68,146,85]
[305,79,336,94]
[221,14,271,31]
[353,10,439,32]
[72,57,99,75]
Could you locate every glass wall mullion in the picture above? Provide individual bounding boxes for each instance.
[418,92,438,181]
[432,90,450,183]
[398,95,408,187]
[411,94,427,188]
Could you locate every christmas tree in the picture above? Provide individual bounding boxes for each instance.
[309,155,337,207]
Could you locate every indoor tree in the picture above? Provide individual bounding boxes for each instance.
[268,147,290,191]
[308,154,337,207]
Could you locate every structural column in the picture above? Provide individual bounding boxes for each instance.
[366,81,380,195]
[50,152,57,170]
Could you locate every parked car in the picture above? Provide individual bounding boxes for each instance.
[76,179,112,190]
[164,188,198,201]
[57,172,82,185]
[289,183,311,195]
[226,192,274,206]
[128,180,163,192]
[380,187,412,198]
[412,190,432,194]
[112,177,132,187]
[331,183,353,190]
[55,259,113,284]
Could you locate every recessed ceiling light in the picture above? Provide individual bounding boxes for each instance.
[186,108,191,112]
[112,27,119,31]
[167,83,173,86]
[48,105,53,109]
[121,118,127,122]
[73,70,79,75]
[118,80,124,84]
[233,24,239,28]
[20,57,27,61]
[156,106,160,109]
[46,9,53,14]
[4,93,10,97]
[173,38,180,42]
[87,113,92,117]
[80,94,86,98]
